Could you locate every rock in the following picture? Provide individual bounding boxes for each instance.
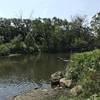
[60,78,72,88]
[42,89,48,92]
[70,85,83,96]
[51,71,64,87]
[51,71,64,80]
[54,86,63,90]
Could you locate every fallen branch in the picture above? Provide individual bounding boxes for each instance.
[57,57,73,62]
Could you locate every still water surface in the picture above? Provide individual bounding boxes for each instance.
[0,53,69,100]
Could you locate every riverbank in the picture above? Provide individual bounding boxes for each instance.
[9,49,100,100]
[9,88,65,100]
[0,53,68,100]
[58,49,100,100]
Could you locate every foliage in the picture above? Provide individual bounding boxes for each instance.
[25,32,40,53]
[0,43,13,56]
[58,93,100,100]
[91,12,100,48]
[65,49,100,97]
[58,49,100,100]
[0,12,100,55]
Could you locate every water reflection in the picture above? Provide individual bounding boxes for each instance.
[0,53,68,81]
[0,53,69,99]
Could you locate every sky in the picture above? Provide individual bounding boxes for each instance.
[0,0,100,20]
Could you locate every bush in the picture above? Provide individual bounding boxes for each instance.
[0,43,14,56]
[66,49,100,97]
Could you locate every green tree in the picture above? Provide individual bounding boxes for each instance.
[91,12,100,48]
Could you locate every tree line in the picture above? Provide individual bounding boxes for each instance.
[0,12,100,55]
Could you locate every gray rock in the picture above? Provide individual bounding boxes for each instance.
[70,85,83,96]
[60,78,72,88]
[51,71,64,87]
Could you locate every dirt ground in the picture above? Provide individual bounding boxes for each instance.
[9,88,64,100]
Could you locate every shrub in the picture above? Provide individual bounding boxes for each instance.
[66,49,100,97]
[0,43,14,56]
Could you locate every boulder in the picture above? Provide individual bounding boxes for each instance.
[51,71,64,87]
[60,78,72,88]
[70,85,83,96]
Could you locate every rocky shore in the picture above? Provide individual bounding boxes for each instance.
[8,49,100,100]
[8,71,65,100]
[9,88,64,100]
[9,71,83,100]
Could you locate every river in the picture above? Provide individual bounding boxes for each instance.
[0,53,69,100]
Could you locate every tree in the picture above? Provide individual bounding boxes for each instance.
[91,12,100,35]
[91,12,100,48]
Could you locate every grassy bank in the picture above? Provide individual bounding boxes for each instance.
[59,49,100,100]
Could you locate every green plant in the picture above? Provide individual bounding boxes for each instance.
[66,49,100,97]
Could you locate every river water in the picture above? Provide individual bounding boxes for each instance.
[0,53,69,100]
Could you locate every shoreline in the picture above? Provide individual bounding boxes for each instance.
[9,88,65,100]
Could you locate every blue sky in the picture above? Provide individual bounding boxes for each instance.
[0,0,100,20]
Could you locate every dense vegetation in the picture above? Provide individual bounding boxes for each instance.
[58,49,100,100]
[0,12,100,55]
